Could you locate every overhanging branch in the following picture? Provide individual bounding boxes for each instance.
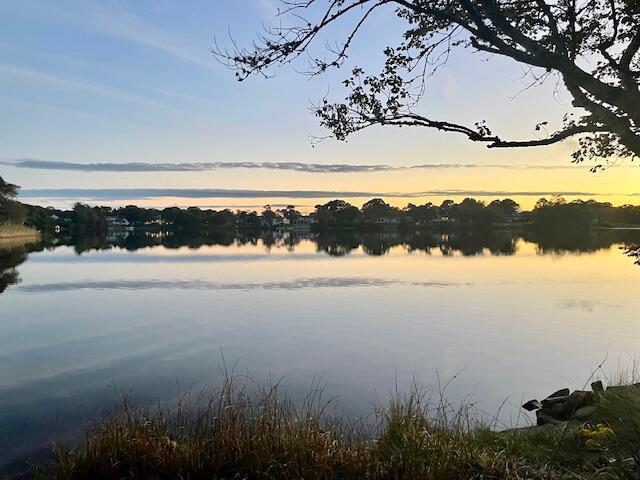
[340,112,607,149]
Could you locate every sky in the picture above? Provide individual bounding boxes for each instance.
[0,0,638,211]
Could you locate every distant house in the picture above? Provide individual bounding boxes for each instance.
[260,216,283,228]
[105,216,132,229]
[144,218,170,227]
[375,216,400,225]
[293,215,315,225]
[286,214,316,230]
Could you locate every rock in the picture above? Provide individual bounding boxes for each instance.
[536,410,563,426]
[591,381,604,392]
[573,405,596,419]
[522,399,542,411]
[541,395,569,408]
[569,390,595,406]
[548,388,570,398]
[550,403,568,419]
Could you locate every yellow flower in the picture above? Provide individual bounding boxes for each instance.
[579,428,594,437]
[585,438,601,448]
[596,426,614,437]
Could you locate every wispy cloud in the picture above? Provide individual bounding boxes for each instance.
[23,0,216,70]
[2,158,586,174]
[0,43,207,106]
[0,65,176,111]
[15,277,463,293]
[18,187,603,201]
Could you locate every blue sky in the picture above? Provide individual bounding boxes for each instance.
[1,0,637,210]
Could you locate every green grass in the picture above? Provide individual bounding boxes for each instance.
[35,371,640,480]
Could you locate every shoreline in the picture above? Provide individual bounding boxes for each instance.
[0,225,40,240]
[0,227,40,250]
[14,377,640,480]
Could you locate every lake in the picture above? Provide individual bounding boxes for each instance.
[1,228,639,471]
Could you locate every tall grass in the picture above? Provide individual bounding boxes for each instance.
[48,372,566,480]
[0,223,39,240]
[28,359,640,480]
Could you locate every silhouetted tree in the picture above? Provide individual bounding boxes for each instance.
[314,200,362,227]
[217,0,639,168]
[236,210,261,229]
[278,205,301,222]
[405,202,438,224]
[450,197,497,225]
[439,200,455,217]
[488,198,521,216]
[361,198,399,220]
[72,203,106,234]
[0,176,19,200]
[261,205,279,228]
[0,176,26,225]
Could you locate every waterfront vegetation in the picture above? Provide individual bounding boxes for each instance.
[39,373,640,480]
[0,224,39,241]
[22,196,640,234]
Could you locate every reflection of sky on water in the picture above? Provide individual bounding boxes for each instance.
[1,233,639,471]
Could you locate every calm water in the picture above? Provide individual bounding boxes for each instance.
[1,229,640,470]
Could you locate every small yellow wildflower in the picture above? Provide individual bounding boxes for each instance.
[579,428,594,438]
[585,438,601,448]
[580,423,615,449]
[596,426,614,436]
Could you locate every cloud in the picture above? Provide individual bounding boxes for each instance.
[23,0,216,70]
[0,65,175,111]
[2,158,587,174]
[15,277,462,293]
[18,187,602,201]
[557,299,621,313]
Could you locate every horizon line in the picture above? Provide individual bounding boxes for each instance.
[18,187,623,201]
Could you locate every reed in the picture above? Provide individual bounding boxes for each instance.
[42,369,640,479]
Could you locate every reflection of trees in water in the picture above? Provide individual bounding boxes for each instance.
[314,230,519,257]
[0,267,20,293]
[315,228,639,258]
[315,231,361,256]
[523,228,640,257]
[0,245,31,293]
[627,245,640,264]
[61,228,640,259]
[4,227,637,289]
[2,227,636,295]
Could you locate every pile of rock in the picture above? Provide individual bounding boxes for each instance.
[522,381,605,425]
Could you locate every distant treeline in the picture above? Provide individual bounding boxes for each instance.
[22,197,640,235]
[312,197,640,229]
[26,203,254,234]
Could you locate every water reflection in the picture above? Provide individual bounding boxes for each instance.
[2,228,638,294]
[0,241,41,293]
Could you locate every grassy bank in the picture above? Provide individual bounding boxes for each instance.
[0,224,39,242]
[33,375,640,480]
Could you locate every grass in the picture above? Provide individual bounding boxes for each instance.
[33,369,640,480]
[0,223,39,241]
